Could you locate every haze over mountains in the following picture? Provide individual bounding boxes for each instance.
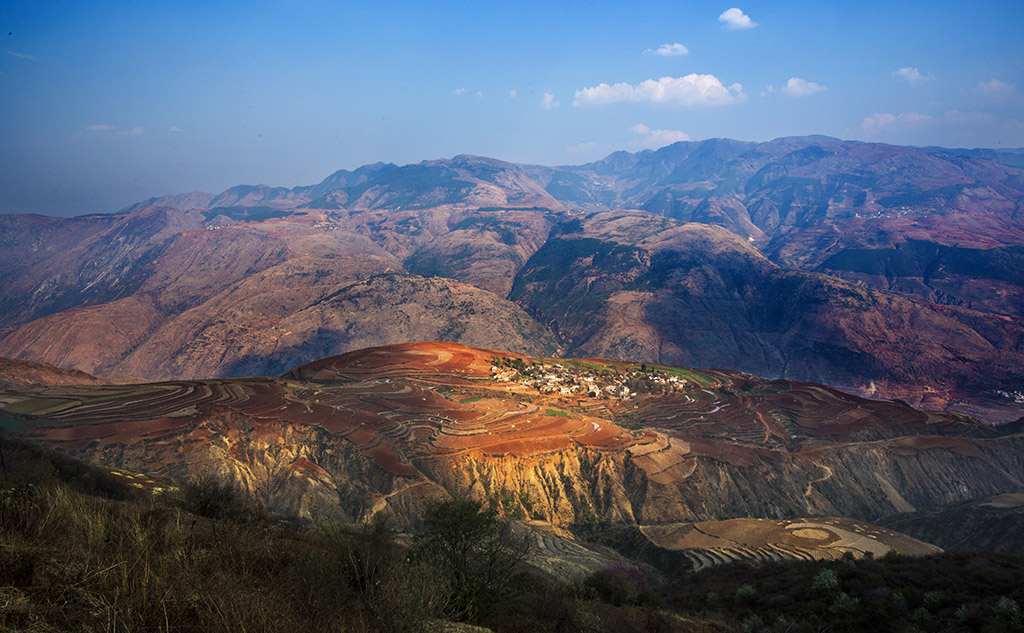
[2,136,1024,423]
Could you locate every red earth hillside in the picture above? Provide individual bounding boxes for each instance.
[1,342,1020,528]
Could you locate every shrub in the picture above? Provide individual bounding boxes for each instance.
[736,584,758,603]
[811,568,839,592]
[741,614,764,633]
[829,591,860,615]
[582,562,653,607]
[178,473,264,521]
[994,596,1022,628]
[412,495,531,620]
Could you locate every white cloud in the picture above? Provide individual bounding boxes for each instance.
[978,79,1016,100]
[780,77,825,98]
[573,74,745,107]
[630,123,691,148]
[861,112,935,131]
[6,51,35,60]
[168,126,183,133]
[861,113,896,131]
[893,67,935,85]
[508,89,517,98]
[82,124,146,138]
[646,42,689,57]
[566,141,599,154]
[718,8,757,30]
[760,84,776,97]
[543,92,560,109]
[453,88,483,98]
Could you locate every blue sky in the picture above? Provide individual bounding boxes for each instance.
[2,0,1023,216]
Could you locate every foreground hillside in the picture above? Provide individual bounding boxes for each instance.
[5,437,1020,633]
[3,343,1020,557]
[0,438,694,633]
[3,344,1024,632]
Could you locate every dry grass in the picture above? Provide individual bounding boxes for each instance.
[0,435,716,633]
[0,437,445,632]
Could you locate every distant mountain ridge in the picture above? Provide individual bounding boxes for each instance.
[106,136,1024,227]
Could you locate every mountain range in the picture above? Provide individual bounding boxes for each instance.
[2,136,1023,423]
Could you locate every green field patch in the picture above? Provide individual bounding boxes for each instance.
[80,390,158,405]
[545,409,569,417]
[561,359,614,374]
[646,364,718,387]
[5,398,83,416]
[0,414,34,432]
[459,396,482,403]
[744,382,789,395]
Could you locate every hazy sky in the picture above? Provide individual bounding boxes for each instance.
[3,0,1023,216]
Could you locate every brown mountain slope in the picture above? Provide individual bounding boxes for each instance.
[0,208,559,380]
[3,343,1020,533]
[0,357,107,389]
[510,211,1024,421]
[543,137,1024,325]
[118,273,558,380]
[404,208,557,295]
[880,492,1024,555]
[309,155,566,212]
[0,207,202,332]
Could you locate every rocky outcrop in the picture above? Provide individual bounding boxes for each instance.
[195,429,1024,528]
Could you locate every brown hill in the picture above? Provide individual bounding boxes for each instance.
[0,209,557,380]
[3,343,1019,538]
[405,209,557,295]
[0,357,107,389]
[539,137,1024,332]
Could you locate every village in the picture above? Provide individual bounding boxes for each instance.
[489,356,690,400]
[995,389,1024,404]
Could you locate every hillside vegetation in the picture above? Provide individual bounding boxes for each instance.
[2,436,1021,633]
[0,436,713,633]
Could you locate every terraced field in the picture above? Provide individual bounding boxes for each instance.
[1,342,1019,531]
[518,522,626,582]
[642,517,941,571]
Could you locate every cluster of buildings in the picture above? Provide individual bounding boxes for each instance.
[489,360,689,400]
[995,389,1024,403]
